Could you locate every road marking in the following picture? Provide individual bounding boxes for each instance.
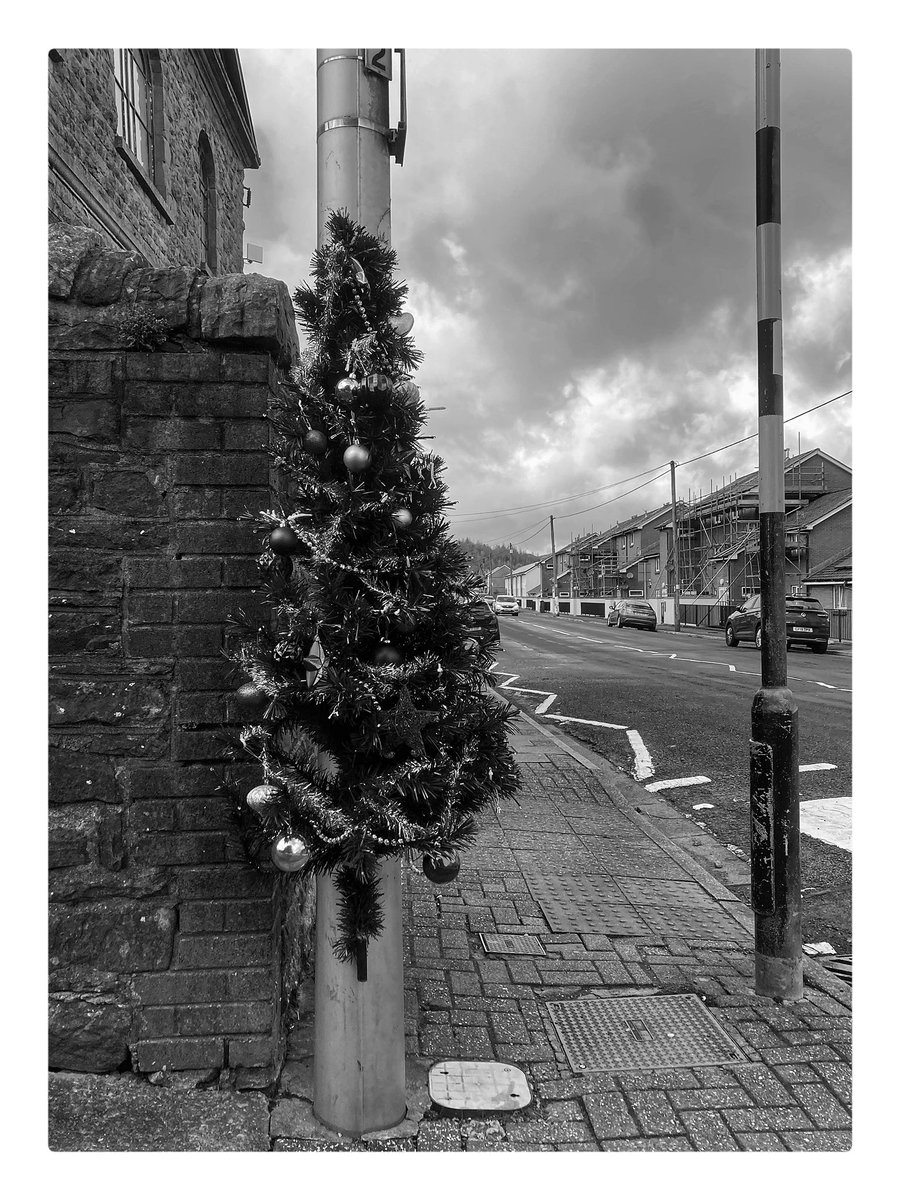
[799,763,837,773]
[800,796,851,852]
[535,694,557,714]
[627,729,654,781]
[728,664,736,672]
[544,713,628,731]
[645,775,712,792]
[669,654,677,659]
[816,682,838,689]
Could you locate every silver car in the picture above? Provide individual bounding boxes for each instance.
[493,595,520,615]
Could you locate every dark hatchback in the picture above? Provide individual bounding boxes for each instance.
[468,598,501,648]
[725,594,830,654]
[608,600,657,631]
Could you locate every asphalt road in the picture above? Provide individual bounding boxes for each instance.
[492,609,852,953]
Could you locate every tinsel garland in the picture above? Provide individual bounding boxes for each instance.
[229,211,519,969]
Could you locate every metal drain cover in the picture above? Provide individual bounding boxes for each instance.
[547,994,746,1072]
[480,933,546,956]
[428,1060,532,1111]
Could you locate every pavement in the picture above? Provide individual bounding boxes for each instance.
[48,707,852,1153]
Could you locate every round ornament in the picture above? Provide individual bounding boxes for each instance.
[335,377,357,402]
[270,525,300,555]
[343,443,371,473]
[270,834,310,873]
[422,849,461,885]
[235,682,267,717]
[362,373,392,401]
[395,380,420,405]
[246,783,282,814]
[302,429,328,456]
[391,507,413,529]
[373,644,402,666]
[390,312,415,335]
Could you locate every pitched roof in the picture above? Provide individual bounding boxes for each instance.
[804,547,852,583]
[785,490,851,530]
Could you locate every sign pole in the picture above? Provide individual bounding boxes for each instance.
[750,49,803,1001]
[549,514,559,615]
[312,47,407,1135]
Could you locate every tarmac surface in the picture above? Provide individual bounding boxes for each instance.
[49,706,852,1152]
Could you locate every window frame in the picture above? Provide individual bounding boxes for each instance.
[111,49,174,224]
[198,131,218,272]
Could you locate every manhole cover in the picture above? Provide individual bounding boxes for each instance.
[547,994,746,1072]
[480,933,546,956]
[523,873,651,935]
[428,1060,532,1111]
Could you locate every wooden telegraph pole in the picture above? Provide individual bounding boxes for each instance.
[313,47,408,1134]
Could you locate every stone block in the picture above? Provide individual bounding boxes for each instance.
[49,752,118,805]
[195,272,299,368]
[91,469,167,516]
[49,675,168,726]
[49,608,121,656]
[72,247,149,305]
[49,225,104,299]
[49,992,133,1072]
[49,902,176,972]
[49,398,120,441]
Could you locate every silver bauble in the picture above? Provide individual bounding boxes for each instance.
[392,507,413,529]
[246,784,282,814]
[270,835,309,873]
[343,443,371,472]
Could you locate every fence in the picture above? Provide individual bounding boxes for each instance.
[679,603,729,630]
[829,609,852,643]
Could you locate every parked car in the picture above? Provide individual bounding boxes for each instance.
[724,594,829,653]
[607,600,657,631]
[467,598,501,647]
[493,595,520,615]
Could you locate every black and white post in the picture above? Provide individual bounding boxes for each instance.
[750,49,803,1000]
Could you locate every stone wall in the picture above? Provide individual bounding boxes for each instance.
[49,228,309,1078]
[49,50,250,273]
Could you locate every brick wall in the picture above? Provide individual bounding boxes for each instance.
[807,506,852,572]
[49,50,249,273]
[49,232,306,1079]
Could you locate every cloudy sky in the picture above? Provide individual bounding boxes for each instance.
[239,48,851,555]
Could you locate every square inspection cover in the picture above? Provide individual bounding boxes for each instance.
[547,994,747,1073]
[428,1060,532,1112]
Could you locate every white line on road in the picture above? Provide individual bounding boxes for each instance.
[627,729,654,781]
[644,775,712,792]
[535,694,558,714]
[544,713,628,730]
[800,796,852,852]
[669,654,677,659]
[799,763,838,773]
[816,682,838,689]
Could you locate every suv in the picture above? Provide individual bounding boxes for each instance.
[468,598,501,647]
[493,595,520,615]
[725,594,829,653]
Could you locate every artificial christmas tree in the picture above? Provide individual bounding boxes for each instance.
[230,211,518,975]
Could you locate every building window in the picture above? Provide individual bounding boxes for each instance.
[653,557,660,573]
[629,533,635,546]
[198,132,218,272]
[114,50,155,181]
[112,49,173,221]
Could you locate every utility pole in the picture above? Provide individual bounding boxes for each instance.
[313,47,407,1134]
[751,49,802,1001]
[549,514,559,616]
[670,461,681,632]
[508,542,513,593]
[487,548,493,594]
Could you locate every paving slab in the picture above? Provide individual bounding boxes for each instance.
[48,1072,271,1151]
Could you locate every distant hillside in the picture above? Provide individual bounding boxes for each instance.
[455,537,543,579]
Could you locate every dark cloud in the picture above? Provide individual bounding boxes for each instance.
[240,48,851,553]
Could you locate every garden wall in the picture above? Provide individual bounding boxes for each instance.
[48,226,309,1082]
